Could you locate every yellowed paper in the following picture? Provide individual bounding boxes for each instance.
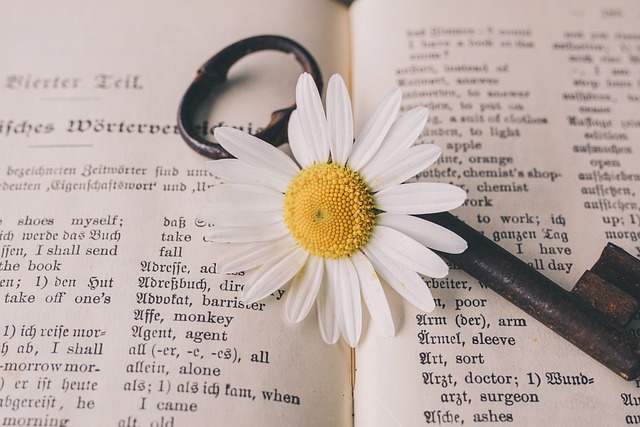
[351,0,640,425]
[0,1,352,425]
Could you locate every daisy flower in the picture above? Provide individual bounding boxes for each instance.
[200,73,466,347]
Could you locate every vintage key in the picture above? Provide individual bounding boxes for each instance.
[178,35,640,381]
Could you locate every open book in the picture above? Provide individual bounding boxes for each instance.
[2,0,639,425]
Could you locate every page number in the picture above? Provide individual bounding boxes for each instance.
[601,8,623,18]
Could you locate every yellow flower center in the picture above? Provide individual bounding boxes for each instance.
[283,162,376,259]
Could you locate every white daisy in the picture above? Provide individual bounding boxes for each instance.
[200,73,466,347]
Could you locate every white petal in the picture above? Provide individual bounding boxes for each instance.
[217,235,297,273]
[214,127,300,180]
[317,262,339,344]
[326,74,353,164]
[287,109,315,168]
[363,245,435,313]
[363,144,441,192]
[369,226,448,278]
[351,252,394,337]
[348,88,402,170]
[375,183,466,214]
[244,246,308,304]
[377,213,467,254]
[205,221,288,243]
[330,258,362,347]
[286,256,324,323]
[363,107,428,173]
[207,159,289,192]
[198,204,282,227]
[295,73,330,162]
[206,183,283,211]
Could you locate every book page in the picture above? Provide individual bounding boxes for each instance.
[350,0,640,425]
[0,1,353,425]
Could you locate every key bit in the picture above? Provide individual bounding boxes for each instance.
[572,270,640,328]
